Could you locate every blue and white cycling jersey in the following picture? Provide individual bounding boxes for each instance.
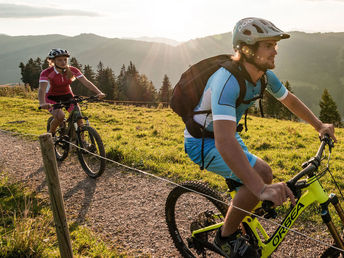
[185,67,288,138]
[184,67,289,180]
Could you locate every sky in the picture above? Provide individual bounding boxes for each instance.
[1,0,344,42]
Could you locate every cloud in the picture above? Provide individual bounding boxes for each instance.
[0,3,100,18]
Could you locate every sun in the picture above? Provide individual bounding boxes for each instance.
[145,1,196,41]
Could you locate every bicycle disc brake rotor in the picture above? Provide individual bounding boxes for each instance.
[188,211,217,254]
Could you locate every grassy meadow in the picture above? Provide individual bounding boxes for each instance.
[1,96,344,190]
[0,173,124,257]
[2,94,344,240]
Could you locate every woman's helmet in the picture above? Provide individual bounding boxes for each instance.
[232,17,290,50]
[48,48,70,59]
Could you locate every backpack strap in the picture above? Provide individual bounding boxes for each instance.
[221,61,268,131]
[259,74,267,118]
[220,61,247,108]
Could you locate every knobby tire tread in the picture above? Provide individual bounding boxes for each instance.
[46,116,69,161]
[165,181,228,257]
[77,126,106,178]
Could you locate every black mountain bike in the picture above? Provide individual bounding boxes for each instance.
[43,96,106,178]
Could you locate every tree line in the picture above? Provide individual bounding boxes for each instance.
[19,57,172,103]
[259,81,341,127]
[19,57,341,126]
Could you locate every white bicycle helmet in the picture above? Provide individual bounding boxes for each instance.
[233,17,290,50]
[48,48,70,59]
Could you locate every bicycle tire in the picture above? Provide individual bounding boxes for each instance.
[321,242,344,258]
[165,181,228,257]
[47,116,69,161]
[76,126,106,178]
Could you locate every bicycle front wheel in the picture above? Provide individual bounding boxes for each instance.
[165,181,228,257]
[76,126,106,178]
[47,116,69,161]
[321,237,344,257]
[321,248,344,258]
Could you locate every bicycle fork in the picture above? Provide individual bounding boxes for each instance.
[321,193,344,250]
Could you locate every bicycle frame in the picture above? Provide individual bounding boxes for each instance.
[63,101,90,140]
[247,175,344,257]
[190,136,344,257]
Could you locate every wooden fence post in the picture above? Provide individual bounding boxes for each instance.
[39,133,73,258]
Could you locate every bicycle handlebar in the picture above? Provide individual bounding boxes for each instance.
[288,134,332,186]
[38,95,100,110]
[262,134,334,212]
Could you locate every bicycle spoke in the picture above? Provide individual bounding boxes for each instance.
[81,130,101,170]
[77,126,106,178]
[47,116,69,161]
[175,192,223,256]
[166,182,228,257]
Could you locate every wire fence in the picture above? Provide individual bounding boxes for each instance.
[0,128,343,253]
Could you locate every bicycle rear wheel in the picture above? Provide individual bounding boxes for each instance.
[47,116,69,161]
[165,181,228,257]
[76,125,106,178]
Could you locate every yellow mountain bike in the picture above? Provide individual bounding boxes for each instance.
[165,135,344,257]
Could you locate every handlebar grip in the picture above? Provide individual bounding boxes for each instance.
[38,106,42,110]
[262,200,274,211]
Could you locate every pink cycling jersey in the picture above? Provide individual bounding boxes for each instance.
[39,66,83,96]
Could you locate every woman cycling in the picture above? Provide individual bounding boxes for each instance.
[38,48,105,135]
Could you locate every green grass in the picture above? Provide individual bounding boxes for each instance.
[2,96,344,190]
[1,96,344,231]
[0,173,125,257]
[0,85,37,99]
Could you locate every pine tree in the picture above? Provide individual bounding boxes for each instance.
[42,58,50,70]
[117,64,127,100]
[80,64,96,96]
[96,62,117,100]
[19,57,42,90]
[279,81,298,121]
[263,88,281,118]
[140,74,156,102]
[126,61,140,101]
[262,81,297,121]
[70,57,84,96]
[158,74,172,103]
[145,80,157,102]
[319,89,342,127]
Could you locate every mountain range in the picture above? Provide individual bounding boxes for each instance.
[0,32,344,115]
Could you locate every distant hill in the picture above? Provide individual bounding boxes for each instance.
[123,36,180,46]
[1,32,344,115]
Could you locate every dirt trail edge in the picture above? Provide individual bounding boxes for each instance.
[0,131,332,257]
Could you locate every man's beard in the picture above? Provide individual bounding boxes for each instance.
[243,54,275,72]
[254,56,275,71]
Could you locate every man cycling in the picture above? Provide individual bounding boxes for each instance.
[184,17,336,257]
[38,48,105,135]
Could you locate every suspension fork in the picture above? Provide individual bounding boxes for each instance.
[329,193,344,223]
[321,194,344,250]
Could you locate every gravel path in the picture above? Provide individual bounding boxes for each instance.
[0,130,335,257]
